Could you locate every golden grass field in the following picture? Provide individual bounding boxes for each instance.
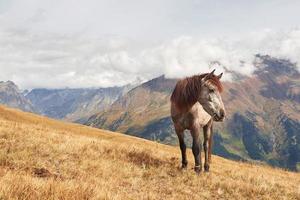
[0,105,299,200]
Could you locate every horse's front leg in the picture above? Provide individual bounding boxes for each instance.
[191,127,202,174]
[203,121,212,172]
[208,124,213,164]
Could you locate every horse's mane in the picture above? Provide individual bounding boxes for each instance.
[170,73,223,111]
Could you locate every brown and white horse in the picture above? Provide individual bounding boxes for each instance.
[170,69,225,173]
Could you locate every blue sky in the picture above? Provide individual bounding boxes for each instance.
[0,0,300,89]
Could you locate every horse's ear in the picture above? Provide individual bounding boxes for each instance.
[217,72,223,79]
[202,69,215,83]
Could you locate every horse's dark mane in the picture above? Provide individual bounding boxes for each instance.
[170,73,223,110]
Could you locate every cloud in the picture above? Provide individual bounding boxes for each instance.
[155,29,300,79]
[0,28,300,89]
[1,1,300,88]
[0,29,145,89]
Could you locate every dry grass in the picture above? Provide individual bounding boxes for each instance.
[0,105,299,200]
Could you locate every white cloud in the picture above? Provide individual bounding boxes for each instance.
[1,1,300,89]
[1,28,300,89]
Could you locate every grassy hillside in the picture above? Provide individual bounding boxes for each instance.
[0,105,299,199]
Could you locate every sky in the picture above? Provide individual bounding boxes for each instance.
[0,0,300,89]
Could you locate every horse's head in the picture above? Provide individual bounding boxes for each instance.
[198,69,225,122]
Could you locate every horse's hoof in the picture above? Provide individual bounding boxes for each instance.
[181,162,188,169]
[194,166,202,174]
[204,164,210,172]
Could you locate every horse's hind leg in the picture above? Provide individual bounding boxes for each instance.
[191,127,202,174]
[175,127,187,169]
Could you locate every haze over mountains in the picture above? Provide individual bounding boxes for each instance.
[0,55,299,171]
[26,84,137,123]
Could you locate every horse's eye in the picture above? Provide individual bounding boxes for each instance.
[209,89,214,93]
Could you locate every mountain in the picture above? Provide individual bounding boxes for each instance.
[0,78,141,123]
[85,75,179,143]
[0,105,299,199]
[86,55,300,171]
[0,80,35,112]
[26,82,139,122]
[26,87,123,122]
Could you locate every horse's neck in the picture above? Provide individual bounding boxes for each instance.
[171,75,203,113]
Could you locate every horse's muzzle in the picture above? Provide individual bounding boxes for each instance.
[213,109,225,122]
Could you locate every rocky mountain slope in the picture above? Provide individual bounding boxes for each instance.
[0,105,299,199]
[25,82,140,122]
[0,81,35,112]
[0,80,139,123]
[26,87,125,122]
[86,55,300,171]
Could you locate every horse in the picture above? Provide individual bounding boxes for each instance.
[170,69,225,173]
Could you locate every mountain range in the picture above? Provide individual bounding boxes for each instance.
[26,86,129,123]
[0,55,299,171]
[0,80,140,123]
[85,55,300,171]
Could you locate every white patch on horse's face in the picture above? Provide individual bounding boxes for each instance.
[198,81,225,121]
